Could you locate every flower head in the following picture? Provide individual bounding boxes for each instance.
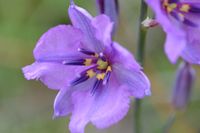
[22,2,151,133]
[146,0,200,64]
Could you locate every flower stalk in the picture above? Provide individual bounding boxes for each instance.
[134,0,148,133]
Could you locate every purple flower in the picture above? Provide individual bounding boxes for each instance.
[145,0,200,64]
[172,62,195,110]
[22,2,151,133]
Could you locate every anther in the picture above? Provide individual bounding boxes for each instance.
[70,74,89,86]
[78,48,96,56]
[91,79,102,94]
[63,59,85,65]
[99,52,107,61]
[103,72,111,85]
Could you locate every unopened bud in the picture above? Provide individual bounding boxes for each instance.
[96,0,119,35]
[172,62,195,110]
[142,17,158,28]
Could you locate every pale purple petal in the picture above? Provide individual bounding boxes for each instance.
[113,64,151,98]
[54,78,96,119]
[69,90,93,133]
[111,42,142,71]
[53,88,73,118]
[34,25,83,62]
[165,34,186,63]
[91,83,130,128]
[91,15,113,46]
[22,62,77,90]
[69,77,131,132]
[68,4,104,52]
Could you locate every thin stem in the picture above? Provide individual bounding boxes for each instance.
[136,0,148,65]
[133,0,148,133]
[163,112,176,133]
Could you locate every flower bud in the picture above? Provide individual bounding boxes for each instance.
[172,62,195,110]
[96,0,119,35]
[142,17,158,28]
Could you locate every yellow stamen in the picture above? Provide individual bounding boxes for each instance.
[97,59,108,70]
[94,53,99,58]
[167,3,177,13]
[84,59,92,66]
[179,4,190,12]
[96,73,105,80]
[106,66,112,72]
[86,70,96,78]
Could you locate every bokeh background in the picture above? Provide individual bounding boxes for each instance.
[0,0,200,133]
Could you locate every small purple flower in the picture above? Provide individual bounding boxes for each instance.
[22,2,151,133]
[145,0,200,64]
[172,62,195,110]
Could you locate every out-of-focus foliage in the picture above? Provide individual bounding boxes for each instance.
[0,0,200,133]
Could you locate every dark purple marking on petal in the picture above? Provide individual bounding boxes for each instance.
[189,5,200,13]
[103,72,111,85]
[70,74,89,86]
[168,0,179,3]
[78,48,96,56]
[91,79,102,95]
[63,59,86,65]
[170,11,197,27]
[182,17,198,27]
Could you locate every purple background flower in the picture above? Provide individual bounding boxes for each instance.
[146,0,200,64]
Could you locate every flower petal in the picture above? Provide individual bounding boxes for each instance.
[180,26,200,64]
[113,64,151,98]
[69,91,92,133]
[69,77,131,132]
[164,34,186,63]
[68,4,104,52]
[91,83,130,128]
[53,88,73,118]
[22,62,77,90]
[91,15,113,46]
[34,25,83,62]
[111,42,142,71]
[181,41,200,64]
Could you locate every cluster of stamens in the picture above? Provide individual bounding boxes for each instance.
[63,48,112,94]
[162,0,200,27]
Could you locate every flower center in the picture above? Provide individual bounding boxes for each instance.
[63,48,112,94]
[161,0,200,27]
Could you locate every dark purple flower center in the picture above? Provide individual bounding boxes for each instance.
[64,48,112,94]
[161,0,200,27]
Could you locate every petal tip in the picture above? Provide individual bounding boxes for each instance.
[145,89,151,96]
[22,64,41,80]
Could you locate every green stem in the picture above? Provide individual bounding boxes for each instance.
[133,0,148,133]
[163,112,176,133]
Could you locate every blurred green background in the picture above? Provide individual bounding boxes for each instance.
[0,0,200,133]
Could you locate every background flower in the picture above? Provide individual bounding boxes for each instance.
[146,0,200,64]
